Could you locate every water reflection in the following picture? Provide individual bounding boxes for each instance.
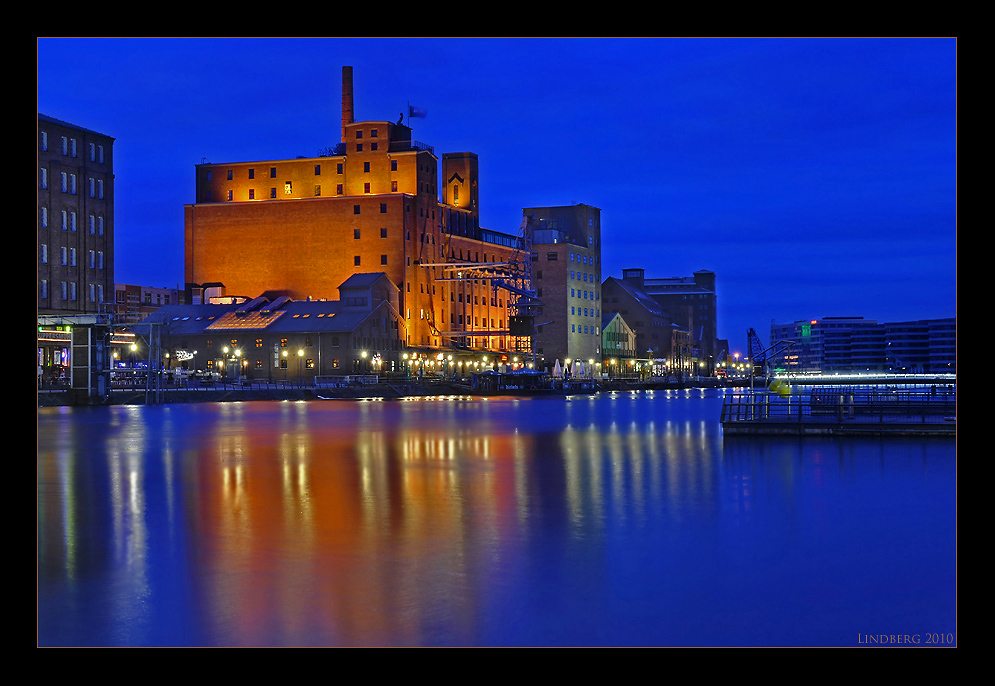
[38,393,956,646]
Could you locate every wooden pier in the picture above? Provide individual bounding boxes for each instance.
[720,385,956,436]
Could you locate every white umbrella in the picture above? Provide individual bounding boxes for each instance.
[553,359,562,377]
[575,359,584,377]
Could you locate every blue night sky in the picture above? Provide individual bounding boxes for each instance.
[37,37,957,353]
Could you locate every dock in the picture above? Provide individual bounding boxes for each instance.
[720,385,956,436]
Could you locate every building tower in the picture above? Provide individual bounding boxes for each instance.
[525,204,603,371]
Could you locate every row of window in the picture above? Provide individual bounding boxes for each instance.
[222,180,404,201]
[571,324,600,335]
[39,169,107,198]
[40,244,106,269]
[571,288,598,301]
[39,207,107,234]
[40,280,105,303]
[214,158,400,183]
[40,133,106,163]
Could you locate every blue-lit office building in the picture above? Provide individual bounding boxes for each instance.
[770,316,956,374]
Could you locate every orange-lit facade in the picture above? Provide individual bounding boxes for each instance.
[185,67,520,361]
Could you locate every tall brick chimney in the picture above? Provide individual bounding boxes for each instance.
[341,66,354,145]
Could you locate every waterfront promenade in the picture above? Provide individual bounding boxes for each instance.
[38,376,723,406]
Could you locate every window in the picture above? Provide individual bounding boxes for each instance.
[354,229,361,239]
[271,188,277,198]
[337,163,343,174]
[364,162,370,172]
[284,181,292,194]
[315,185,321,196]
[381,255,388,265]
[227,169,233,180]
[380,228,387,238]
[391,160,397,171]
[40,168,47,189]
[270,167,276,178]
[248,189,254,199]
[380,203,387,213]
[314,164,321,175]
[354,205,361,214]
[40,244,48,264]
[364,183,371,193]
[354,256,361,266]
[40,132,47,151]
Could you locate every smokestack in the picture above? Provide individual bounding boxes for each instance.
[341,66,354,144]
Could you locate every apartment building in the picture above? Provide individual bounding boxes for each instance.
[37,114,115,318]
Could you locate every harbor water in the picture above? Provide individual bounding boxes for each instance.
[37,389,957,647]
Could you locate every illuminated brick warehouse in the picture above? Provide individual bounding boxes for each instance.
[184,67,528,371]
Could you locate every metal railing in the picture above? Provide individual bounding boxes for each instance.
[721,388,956,427]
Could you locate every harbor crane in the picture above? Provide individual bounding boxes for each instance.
[747,327,794,381]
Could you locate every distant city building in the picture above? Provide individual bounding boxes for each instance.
[114,283,185,325]
[618,268,721,364]
[770,316,956,374]
[37,114,115,318]
[184,67,523,366]
[601,273,693,376]
[525,204,603,369]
